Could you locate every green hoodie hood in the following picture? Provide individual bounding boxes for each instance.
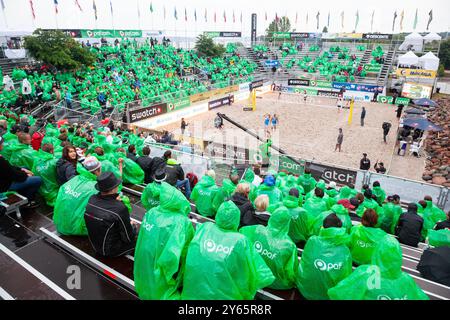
[316,180,326,190]
[268,207,291,235]
[198,175,216,188]
[221,179,237,194]
[159,182,190,215]
[8,143,30,152]
[36,149,54,161]
[77,164,98,181]
[244,168,255,183]
[215,200,240,232]
[371,236,402,278]
[339,185,352,199]
[283,195,299,209]
[319,227,349,246]
[331,204,349,216]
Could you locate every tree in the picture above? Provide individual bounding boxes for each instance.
[195,34,226,58]
[322,26,328,33]
[438,64,445,77]
[24,29,96,71]
[438,38,450,70]
[265,16,291,38]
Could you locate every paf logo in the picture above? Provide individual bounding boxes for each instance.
[377,295,408,300]
[203,239,234,255]
[314,259,342,271]
[168,102,175,111]
[142,220,154,232]
[254,241,277,260]
[119,31,125,37]
[86,30,94,38]
[357,240,375,248]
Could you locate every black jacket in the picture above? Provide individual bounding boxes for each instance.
[0,155,28,192]
[84,193,136,257]
[241,211,271,228]
[164,161,184,186]
[136,156,154,184]
[435,219,450,231]
[395,211,424,247]
[126,151,138,163]
[56,158,78,186]
[231,193,256,228]
[360,158,371,170]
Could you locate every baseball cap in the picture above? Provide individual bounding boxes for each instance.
[83,156,102,172]
[329,181,337,189]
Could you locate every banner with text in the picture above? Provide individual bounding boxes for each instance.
[396,68,437,79]
[128,103,167,123]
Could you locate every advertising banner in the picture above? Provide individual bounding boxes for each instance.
[167,97,191,113]
[251,14,257,43]
[337,33,363,39]
[307,162,357,186]
[377,95,394,104]
[309,80,333,88]
[342,91,374,102]
[288,79,310,86]
[204,31,242,37]
[208,95,235,110]
[401,82,433,99]
[265,60,281,67]
[364,64,382,72]
[395,97,410,105]
[273,85,318,96]
[128,103,167,123]
[290,32,311,39]
[249,79,264,90]
[273,32,291,39]
[317,90,340,98]
[332,82,384,93]
[80,29,142,38]
[362,33,393,40]
[207,143,249,164]
[396,68,437,79]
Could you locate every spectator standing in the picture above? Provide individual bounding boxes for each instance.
[360,106,366,127]
[382,122,392,143]
[359,153,371,170]
[395,104,404,119]
[180,118,188,135]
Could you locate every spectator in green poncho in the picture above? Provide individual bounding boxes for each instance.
[380,195,403,234]
[297,168,317,194]
[419,195,447,240]
[190,170,220,218]
[372,181,386,205]
[212,173,239,213]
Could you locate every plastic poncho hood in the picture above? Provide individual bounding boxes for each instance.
[215,201,241,232]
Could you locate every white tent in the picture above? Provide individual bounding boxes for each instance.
[423,32,442,43]
[419,52,440,71]
[399,32,424,51]
[398,51,420,67]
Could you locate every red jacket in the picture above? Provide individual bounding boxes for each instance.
[31,131,44,151]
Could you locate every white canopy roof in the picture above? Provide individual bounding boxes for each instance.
[398,51,420,66]
[405,32,424,40]
[419,52,440,70]
[423,32,442,42]
[399,33,424,51]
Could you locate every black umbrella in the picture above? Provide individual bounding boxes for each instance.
[404,107,426,115]
[417,247,450,286]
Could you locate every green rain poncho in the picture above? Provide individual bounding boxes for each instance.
[212,178,237,213]
[190,175,220,218]
[134,183,195,300]
[118,156,144,185]
[296,227,352,300]
[8,143,38,170]
[31,149,59,207]
[356,197,384,218]
[141,181,163,211]
[240,207,299,290]
[250,176,283,212]
[312,204,353,236]
[427,229,450,248]
[53,166,98,236]
[328,236,429,300]
[282,195,308,243]
[303,195,328,217]
[348,224,389,265]
[372,186,387,205]
[181,201,275,299]
[280,175,304,201]
[338,186,357,200]
[380,202,404,234]
[420,200,447,240]
[297,173,317,194]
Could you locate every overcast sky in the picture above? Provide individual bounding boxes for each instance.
[0,0,448,36]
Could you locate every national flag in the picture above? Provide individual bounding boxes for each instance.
[316,11,320,30]
[327,12,330,27]
[275,12,278,22]
[240,11,242,23]
[427,9,433,30]
[392,10,397,32]
[174,6,177,20]
[150,2,153,13]
[194,9,197,22]
[223,10,226,23]
[29,0,36,19]
[370,10,375,31]
[306,12,309,25]
[54,0,58,14]
[204,8,207,22]
[354,10,359,30]
[137,2,141,19]
[184,7,187,21]
[413,8,418,30]
[400,10,404,31]
[296,12,298,24]
[233,10,235,23]
[93,0,97,20]
[340,11,344,28]
[214,11,216,23]
[109,0,113,16]
[0,0,5,11]
[74,0,83,12]
[164,5,166,20]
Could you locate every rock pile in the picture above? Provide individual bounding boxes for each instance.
[422,96,450,187]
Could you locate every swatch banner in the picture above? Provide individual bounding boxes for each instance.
[128,103,167,123]
[208,95,235,110]
[307,161,357,186]
[362,33,393,40]
[332,82,384,93]
[288,79,310,86]
[80,29,143,38]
